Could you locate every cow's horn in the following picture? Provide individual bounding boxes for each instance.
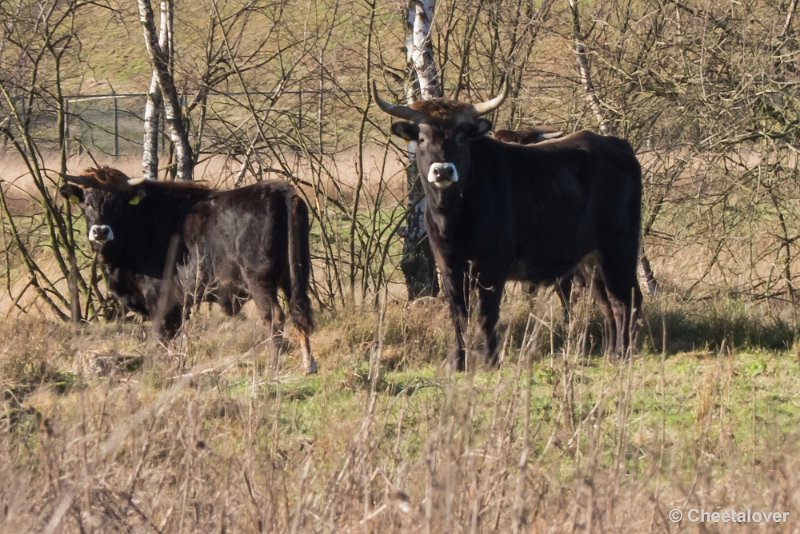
[61,173,100,189]
[372,81,429,123]
[128,176,148,186]
[540,131,564,140]
[472,81,508,116]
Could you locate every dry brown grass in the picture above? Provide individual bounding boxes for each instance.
[0,285,798,532]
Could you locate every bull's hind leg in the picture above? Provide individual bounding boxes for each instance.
[294,326,316,375]
[249,281,285,370]
[554,275,574,322]
[270,296,286,342]
[279,276,317,375]
[588,271,616,357]
[599,246,643,358]
[477,283,504,367]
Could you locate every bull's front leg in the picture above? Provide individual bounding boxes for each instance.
[142,281,186,340]
[441,266,470,372]
[159,305,186,339]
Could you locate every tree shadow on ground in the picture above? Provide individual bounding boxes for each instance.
[641,301,796,355]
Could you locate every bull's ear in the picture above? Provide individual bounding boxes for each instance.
[59,184,84,204]
[128,187,147,206]
[390,121,419,142]
[474,118,492,138]
[457,119,493,140]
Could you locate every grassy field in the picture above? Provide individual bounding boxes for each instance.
[1,288,798,532]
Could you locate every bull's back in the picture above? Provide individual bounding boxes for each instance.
[471,133,641,278]
[185,181,294,279]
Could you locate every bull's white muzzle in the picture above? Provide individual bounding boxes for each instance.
[88,224,114,243]
[427,162,459,189]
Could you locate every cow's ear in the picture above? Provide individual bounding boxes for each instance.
[60,184,84,204]
[457,119,493,140]
[390,121,419,142]
[128,187,147,206]
[473,118,492,138]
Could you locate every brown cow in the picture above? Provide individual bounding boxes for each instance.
[375,83,643,369]
[60,167,318,374]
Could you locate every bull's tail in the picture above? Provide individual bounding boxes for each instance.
[286,191,315,335]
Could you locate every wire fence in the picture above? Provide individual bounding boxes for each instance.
[54,83,576,159]
[62,90,322,158]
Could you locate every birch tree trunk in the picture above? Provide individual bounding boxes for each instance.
[138,0,193,181]
[567,0,609,135]
[141,1,168,181]
[401,0,440,299]
[568,0,658,296]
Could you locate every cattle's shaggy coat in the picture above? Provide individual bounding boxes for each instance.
[61,167,317,373]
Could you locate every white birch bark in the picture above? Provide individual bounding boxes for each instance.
[401,0,440,298]
[141,1,168,181]
[567,0,609,135]
[138,0,193,181]
[408,0,442,100]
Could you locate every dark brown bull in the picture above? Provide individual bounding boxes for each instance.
[374,83,643,369]
[60,167,317,373]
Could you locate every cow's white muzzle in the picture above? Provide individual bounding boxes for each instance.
[427,162,459,189]
[88,224,114,243]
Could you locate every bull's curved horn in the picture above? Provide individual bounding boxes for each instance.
[372,81,428,123]
[472,81,508,116]
[540,131,564,140]
[127,176,148,186]
[61,173,101,189]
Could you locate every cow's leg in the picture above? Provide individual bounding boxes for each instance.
[555,275,574,322]
[442,269,470,371]
[599,248,643,359]
[295,328,317,375]
[270,297,286,341]
[589,271,616,356]
[248,281,284,369]
[276,274,293,341]
[146,283,185,340]
[159,305,184,339]
[279,275,316,374]
[477,282,504,367]
[220,293,244,317]
[269,299,287,368]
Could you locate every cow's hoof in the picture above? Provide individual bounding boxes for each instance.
[448,348,466,372]
[483,355,500,369]
[305,359,318,375]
